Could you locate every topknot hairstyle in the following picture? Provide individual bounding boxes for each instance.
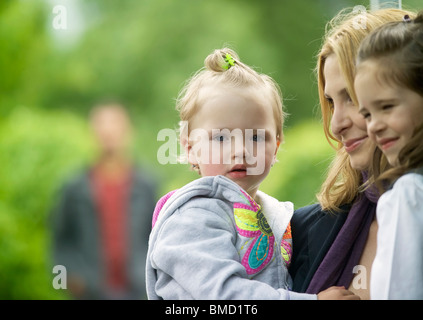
[176,48,285,143]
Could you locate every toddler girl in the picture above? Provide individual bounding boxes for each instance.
[146,48,359,300]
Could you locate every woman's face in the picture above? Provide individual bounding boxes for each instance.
[323,54,376,171]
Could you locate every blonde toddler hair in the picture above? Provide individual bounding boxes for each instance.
[176,48,285,152]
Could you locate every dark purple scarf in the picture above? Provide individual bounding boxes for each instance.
[306,172,379,294]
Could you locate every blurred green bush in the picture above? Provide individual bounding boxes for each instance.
[0,107,94,299]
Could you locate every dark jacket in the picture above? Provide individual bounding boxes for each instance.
[51,167,158,299]
[289,203,350,293]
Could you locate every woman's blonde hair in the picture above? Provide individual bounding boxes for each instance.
[176,48,286,147]
[316,7,416,212]
[356,10,423,191]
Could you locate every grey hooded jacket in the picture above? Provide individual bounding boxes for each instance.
[146,175,317,300]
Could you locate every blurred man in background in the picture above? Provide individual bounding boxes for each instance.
[51,102,158,299]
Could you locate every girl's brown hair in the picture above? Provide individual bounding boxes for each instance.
[356,11,423,190]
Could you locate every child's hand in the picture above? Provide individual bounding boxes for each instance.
[317,286,361,300]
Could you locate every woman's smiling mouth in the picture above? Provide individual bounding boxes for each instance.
[343,136,368,153]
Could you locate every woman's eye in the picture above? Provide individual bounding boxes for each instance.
[346,96,353,105]
[382,104,394,110]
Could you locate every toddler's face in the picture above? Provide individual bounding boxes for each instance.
[355,60,423,166]
[186,85,280,199]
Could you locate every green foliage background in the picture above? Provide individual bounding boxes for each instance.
[0,0,421,299]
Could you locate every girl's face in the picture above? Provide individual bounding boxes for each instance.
[355,60,423,166]
[324,54,376,171]
[185,85,280,199]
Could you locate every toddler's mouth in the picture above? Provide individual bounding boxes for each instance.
[228,165,247,178]
[230,165,247,172]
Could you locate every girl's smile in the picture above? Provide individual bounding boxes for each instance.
[377,137,398,151]
[355,59,423,166]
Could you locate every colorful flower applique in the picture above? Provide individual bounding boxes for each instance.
[233,191,273,275]
[234,189,292,274]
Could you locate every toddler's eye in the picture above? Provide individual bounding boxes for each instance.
[252,134,264,142]
[212,134,228,142]
[250,130,265,142]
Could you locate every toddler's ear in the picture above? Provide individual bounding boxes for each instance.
[272,138,281,165]
[275,137,281,154]
[180,136,198,166]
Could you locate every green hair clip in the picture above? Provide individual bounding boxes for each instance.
[222,53,235,70]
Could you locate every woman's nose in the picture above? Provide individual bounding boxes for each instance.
[331,102,352,137]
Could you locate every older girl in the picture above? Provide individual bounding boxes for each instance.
[355,12,423,299]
